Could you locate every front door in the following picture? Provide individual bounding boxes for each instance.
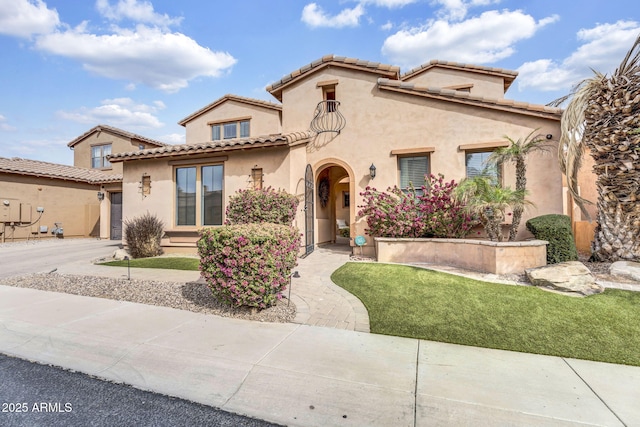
[110,192,122,240]
[304,164,314,256]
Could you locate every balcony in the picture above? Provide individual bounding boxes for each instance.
[310,100,346,134]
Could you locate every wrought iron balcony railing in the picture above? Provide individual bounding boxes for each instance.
[310,100,346,134]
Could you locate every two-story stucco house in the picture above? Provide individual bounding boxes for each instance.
[109,55,565,256]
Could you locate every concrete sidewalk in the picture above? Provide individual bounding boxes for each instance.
[1,285,638,427]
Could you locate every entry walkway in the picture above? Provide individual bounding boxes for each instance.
[290,244,369,332]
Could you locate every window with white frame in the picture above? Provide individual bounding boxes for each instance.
[175,165,224,226]
[91,144,112,169]
[211,120,250,141]
[399,156,429,193]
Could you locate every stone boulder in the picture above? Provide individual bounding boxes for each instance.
[113,249,131,261]
[525,261,604,296]
[610,261,640,282]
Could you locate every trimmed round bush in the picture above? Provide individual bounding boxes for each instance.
[198,223,301,309]
[225,187,299,226]
[526,214,578,264]
[124,212,165,259]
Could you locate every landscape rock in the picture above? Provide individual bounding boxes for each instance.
[610,261,640,282]
[113,249,130,261]
[525,261,604,296]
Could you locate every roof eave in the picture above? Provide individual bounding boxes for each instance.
[267,60,400,102]
[377,83,562,121]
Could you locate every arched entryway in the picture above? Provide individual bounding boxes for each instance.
[313,159,355,248]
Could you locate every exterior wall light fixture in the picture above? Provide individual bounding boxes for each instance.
[97,191,105,201]
[369,164,376,179]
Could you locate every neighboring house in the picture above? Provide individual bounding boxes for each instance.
[109,55,566,256]
[0,125,166,242]
[0,157,119,242]
[66,125,167,240]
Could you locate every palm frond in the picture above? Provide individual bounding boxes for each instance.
[558,75,604,219]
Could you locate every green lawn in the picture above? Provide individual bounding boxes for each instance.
[331,262,640,366]
[101,257,200,271]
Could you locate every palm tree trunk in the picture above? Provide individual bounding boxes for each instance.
[508,158,527,241]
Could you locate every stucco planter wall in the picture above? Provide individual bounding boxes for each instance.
[374,237,548,275]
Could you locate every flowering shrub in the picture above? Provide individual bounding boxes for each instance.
[198,223,300,308]
[225,187,299,226]
[358,174,478,238]
[419,174,478,238]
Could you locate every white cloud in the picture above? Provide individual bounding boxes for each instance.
[0,0,59,38]
[361,0,418,8]
[0,114,17,131]
[95,0,182,28]
[35,25,236,92]
[301,3,365,28]
[431,0,501,21]
[381,21,393,31]
[517,20,640,92]
[382,10,558,68]
[158,133,185,144]
[57,97,165,128]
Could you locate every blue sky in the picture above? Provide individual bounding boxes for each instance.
[0,0,638,165]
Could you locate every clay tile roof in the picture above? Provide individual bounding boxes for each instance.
[401,59,519,92]
[109,131,313,163]
[0,156,122,184]
[266,55,400,101]
[177,94,282,126]
[67,124,168,148]
[377,78,562,119]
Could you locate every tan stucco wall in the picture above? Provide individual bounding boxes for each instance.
[402,67,507,99]
[183,100,281,144]
[375,238,548,274]
[120,63,564,254]
[279,66,562,249]
[71,131,152,174]
[121,147,293,252]
[0,173,100,241]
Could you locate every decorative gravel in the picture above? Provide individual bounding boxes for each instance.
[0,273,296,324]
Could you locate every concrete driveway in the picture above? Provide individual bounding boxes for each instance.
[0,238,120,279]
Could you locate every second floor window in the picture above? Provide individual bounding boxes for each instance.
[91,144,111,169]
[212,120,250,141]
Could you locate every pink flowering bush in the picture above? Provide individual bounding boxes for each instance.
[225,187,299,226]
[198,223,300,308]
[358,174,478,238]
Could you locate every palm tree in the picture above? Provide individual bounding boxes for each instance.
[455,175,531,242]
[558,33,640,261]
[487,130,548,241]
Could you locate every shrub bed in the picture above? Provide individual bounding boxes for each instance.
[526,214,578,264]
[225,187,299,226]
[198,223,300,308]
[358,174,478,238]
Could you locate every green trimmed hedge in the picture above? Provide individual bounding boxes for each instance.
[526,214,578,264]
[198,223,300,309]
